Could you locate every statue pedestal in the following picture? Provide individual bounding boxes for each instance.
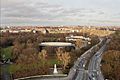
[53,64,58,74]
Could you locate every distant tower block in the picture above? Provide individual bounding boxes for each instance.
[53,64,58,74]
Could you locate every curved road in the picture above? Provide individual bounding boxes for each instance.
[87,39,110,80]
[65,38,104,80]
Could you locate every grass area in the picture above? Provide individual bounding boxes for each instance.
[1,46,13,59]
[48,58,62,66]
[8,58,62,74]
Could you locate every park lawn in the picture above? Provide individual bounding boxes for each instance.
[48,58,62,66]
[8,58,62,74]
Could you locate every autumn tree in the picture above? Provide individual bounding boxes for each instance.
[75,39,83,48]
[12,41,24,61]
[101,50,120,80]
[26,39,33,48]
[38,49,48,66]
[56,48,71,70]
[15,47,38,64]
[108,30,120,51]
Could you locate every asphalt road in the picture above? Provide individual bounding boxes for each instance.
[66,38,104,80]
[87,39,110,80]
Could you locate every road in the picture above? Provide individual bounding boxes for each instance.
[66,38,104,80]
[87,39,110,80]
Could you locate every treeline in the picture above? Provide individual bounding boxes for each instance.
[101,30,120,80]
[108,30,120,51]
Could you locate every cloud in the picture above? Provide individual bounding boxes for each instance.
[1,0,120,26]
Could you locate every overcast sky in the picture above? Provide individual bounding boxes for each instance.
[1,0,120,26]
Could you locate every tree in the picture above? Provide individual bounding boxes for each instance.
[15,47,38,64]
[75,39,83,48]
[56,48,71,70]
[26,39,33,48]
[101,50,120,80]
[38,49,48,66]
[12,41,24,61]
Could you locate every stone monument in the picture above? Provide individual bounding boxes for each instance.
[53,64,58,74]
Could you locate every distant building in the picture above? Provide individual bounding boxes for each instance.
[42,28,49,34]
[20,29,31,32]
[66,35,91,41]
[9,30,19,33]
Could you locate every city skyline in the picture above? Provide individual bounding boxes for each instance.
[1,0,120,26]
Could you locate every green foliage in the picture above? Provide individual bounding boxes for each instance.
[0,46,12,60]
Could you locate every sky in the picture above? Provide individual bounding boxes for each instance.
[1,0,120,26]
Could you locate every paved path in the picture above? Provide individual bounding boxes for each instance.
[27,77,65,80]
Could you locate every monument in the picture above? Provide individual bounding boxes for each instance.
[53,64,58,74]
